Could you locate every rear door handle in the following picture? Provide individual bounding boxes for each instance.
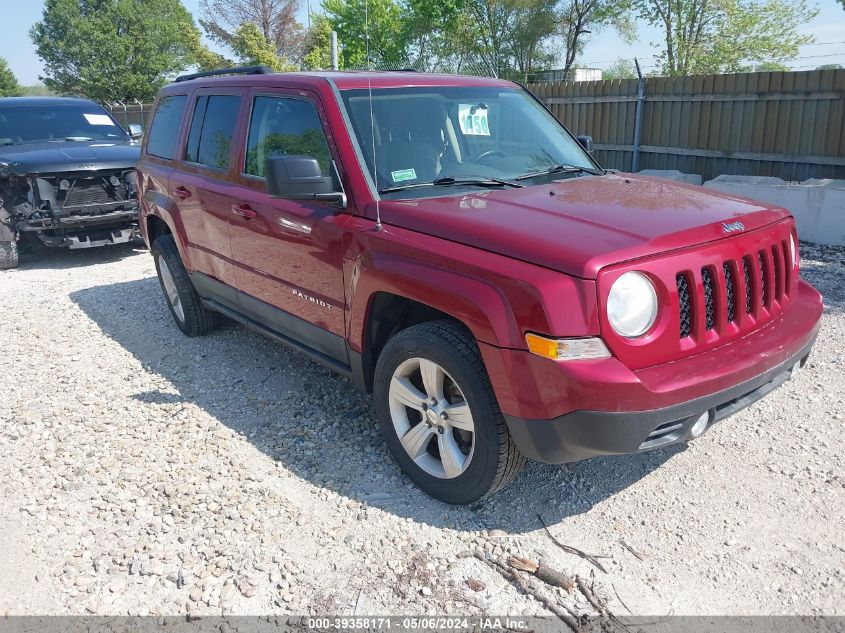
[231,203,257,219]
[172,186,191,200]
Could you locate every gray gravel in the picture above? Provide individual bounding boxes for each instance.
[0,241,842,616]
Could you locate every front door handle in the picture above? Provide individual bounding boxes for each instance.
[231,203,257,219]
[172,186,192,200]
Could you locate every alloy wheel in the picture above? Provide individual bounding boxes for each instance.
[158,254,185,323]
[387,357,475,479]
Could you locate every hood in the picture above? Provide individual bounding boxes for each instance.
[379,173,791,278]
[0,140,140,176]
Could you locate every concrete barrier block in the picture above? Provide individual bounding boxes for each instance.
[639,169,703,186]
[703,176,845,246]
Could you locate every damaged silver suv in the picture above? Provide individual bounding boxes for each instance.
[0,97,141,269]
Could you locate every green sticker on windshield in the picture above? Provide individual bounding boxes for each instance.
[391,168,417,182]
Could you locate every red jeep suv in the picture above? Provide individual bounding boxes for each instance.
[136,66,823,504]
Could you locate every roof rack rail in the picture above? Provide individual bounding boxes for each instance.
[175,65,274,83]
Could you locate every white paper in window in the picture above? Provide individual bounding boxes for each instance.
[458,104,490,136]
[84,113,115,126]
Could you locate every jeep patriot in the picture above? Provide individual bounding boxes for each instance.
[136,66,823,504]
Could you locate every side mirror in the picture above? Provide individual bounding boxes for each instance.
[265,155,346,207]
[128,124,143,140]
[576,135,594,154]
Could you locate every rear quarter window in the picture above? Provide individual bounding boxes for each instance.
[146,95,187,160]
[185,95,241,170]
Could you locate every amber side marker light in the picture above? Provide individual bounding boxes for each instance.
[525,333,611,361]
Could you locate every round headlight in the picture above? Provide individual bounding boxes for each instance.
[607,271,658,338]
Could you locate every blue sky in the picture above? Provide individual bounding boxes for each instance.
[3,0,845,84]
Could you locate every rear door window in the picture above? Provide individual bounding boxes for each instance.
[184,95,242,170]
[146,95,187,160]
[244,96,332,179]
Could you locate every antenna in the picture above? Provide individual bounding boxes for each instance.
[365,0,382,231]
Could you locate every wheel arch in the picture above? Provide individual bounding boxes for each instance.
[348,254,523,393]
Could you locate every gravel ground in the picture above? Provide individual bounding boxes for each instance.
[0,241,842,617]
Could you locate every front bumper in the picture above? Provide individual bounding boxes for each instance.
[504,334,815,463]
[17,208,138,248]
[485,280,823,464]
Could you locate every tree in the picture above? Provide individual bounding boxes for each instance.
[633,0,817,76]
[0,58,24,97]
[559,1,634,77]
[750,61,789,72]
[510,0,560,80]
[603,58,637,79]
[31,0,200,101]
[817,63,843,70]
[22,85,57,97]
[302,14,334,70]
[199,0,305,66]
[444,0,559,79]
[230,22,298,70]
[322,0,409,68]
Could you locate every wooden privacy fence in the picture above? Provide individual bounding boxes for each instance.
[528,69,845,182]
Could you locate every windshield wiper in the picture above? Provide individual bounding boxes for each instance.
[379,176,523,194]
[515,163,602,181]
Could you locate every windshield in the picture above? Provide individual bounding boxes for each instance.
[0,103,128,146]
[340,85,598,198]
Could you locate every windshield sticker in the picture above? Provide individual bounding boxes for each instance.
[391,168,417,182]
[83,114,115,126]
[458,104,490,136]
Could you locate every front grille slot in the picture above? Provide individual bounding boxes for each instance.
[743,256,753,314]
[701,267,715,331]
[677,273,692,338]
[724,262,736,323]
[758,251,768,308]
[771,244,783,301]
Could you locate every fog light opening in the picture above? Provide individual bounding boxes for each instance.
[690,412,710,438]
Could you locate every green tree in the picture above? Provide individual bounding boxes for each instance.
[817,63,843,70]
[560,1,635,76]
[22,84,57,97]
[633,0,817,76]
[0,58,24,97]
[323,0,409,68]
[511,0,560,79]
[751,61,790,72]
[181,22,231,71]
[230,22,297,70]
[302,14,335,70]
[31,0,201,101]
[602,58,637,79]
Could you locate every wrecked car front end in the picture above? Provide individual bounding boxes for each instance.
[0,97,142,268]
[1,165,139,249]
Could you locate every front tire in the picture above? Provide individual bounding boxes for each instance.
[151,234,218,337]
[0,240,19,270]
[374,321,524,504]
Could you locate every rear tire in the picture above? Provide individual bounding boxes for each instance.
[151,234,218,337]
[374,320,524,504]
[0,240,19,270]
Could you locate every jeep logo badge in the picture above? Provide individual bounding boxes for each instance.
[722,221,745,233]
